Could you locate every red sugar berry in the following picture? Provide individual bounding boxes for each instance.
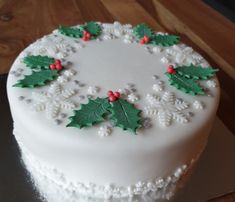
[55,59,61,64]
[82,36,88,41]
[83,31,88,35]
[167,65,176,74]
[143,35,149,43]
[50,64,56,70]
[114,91,120,98]
[107,90,114,97]
[55,63,62,70]
[139,39,145,45]
[109,95,117,102]
[85,32,91,38]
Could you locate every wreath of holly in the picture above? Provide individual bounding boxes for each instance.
[67,90,142,134]
[12,22,219,135]
[13,55,63,88]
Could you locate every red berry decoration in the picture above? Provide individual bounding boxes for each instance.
[107,90,114,97]
[107,90,121,102]
[167,65,176,74]
[55,63,62,70]
[143,35,149,43]
[50,64,56,70]
[82,30,91,41]
[139,35,150,45]
[50,59,63,70]
[85,32,91,38]
[109,95,117,102]
[139,39,145,45]
[113,91,120,98]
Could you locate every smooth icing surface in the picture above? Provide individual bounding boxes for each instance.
[7,22,220,200]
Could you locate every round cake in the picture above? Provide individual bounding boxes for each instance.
[7,22,220,202]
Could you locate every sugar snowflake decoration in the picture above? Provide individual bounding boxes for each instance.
[164,44,205,65]
[102,22,133,37]
[29,37,76,59]
[32,83,77,120]
[144,92,190,127]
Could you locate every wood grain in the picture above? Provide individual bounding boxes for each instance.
[0,0,234,201]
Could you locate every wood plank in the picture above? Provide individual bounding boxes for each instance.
[101,0,164,31]
[0,0,114,74]
[207,191,235,202]
[150,0,235,80]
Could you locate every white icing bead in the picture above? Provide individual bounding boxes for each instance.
[152,83,164,92]
[127,93,139,103]
[152,46,162,53]
[57,75,69,84]
[87,86,100,95]
[63,69,76,77]
[160,57,169,64]
[98,126,112,137]
[207,79,217,88]
[193,100,204,110]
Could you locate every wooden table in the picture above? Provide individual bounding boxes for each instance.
[0,0,234,201]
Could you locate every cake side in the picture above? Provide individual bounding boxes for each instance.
[7,22,220,200]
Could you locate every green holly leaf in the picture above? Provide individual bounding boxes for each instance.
[133,23,153,40]
[110,98,141,133]
[176,65,218,80]
[23,55,55,69]
[67,98,111,128]
[13,69,59,88]
[81,22,101,37]
[58,25,83,38]
[165,73,204,95]
[150,34,180,46]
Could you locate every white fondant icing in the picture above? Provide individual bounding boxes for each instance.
[18,138,198,201]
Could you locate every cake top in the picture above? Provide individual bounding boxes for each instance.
[7,22,219,141]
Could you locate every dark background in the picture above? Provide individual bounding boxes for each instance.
[204,0,235,22]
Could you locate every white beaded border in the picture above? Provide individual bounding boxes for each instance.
[17,137,198,201]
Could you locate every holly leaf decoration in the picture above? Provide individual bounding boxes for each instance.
[67,98,111,128]
[81,22,101,37]
[165,73,204,95]
[133,24,153,40]
[150,34,180,46]
[176,65,218,80]
[23,55,55,69]
[13,70,59,88]
[58,25,83,38]
[110,98,141,133]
